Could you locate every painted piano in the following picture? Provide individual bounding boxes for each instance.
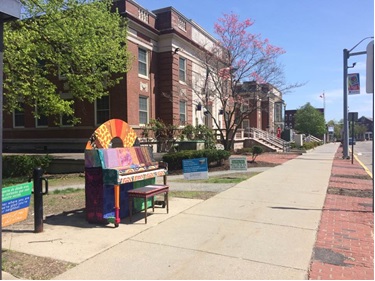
[84,119,168,227]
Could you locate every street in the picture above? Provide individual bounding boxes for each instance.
[351,140,373,176]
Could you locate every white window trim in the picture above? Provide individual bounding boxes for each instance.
[139,96,149,126]
[179,57,186,83]
[179,100,187,125]
[138,48,149,79]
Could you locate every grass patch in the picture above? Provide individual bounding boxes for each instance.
[204,175,252,184]
[172,172,259,184]
[51,188,83,195]
[169,190,217,200]
[2,250,76,280]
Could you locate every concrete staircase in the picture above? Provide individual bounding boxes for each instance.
[249,127,288,152]
[306,134,323,143]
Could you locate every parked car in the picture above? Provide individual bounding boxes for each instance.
[349,137,356,145]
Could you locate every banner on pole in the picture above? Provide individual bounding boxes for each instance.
[348,73,360,95]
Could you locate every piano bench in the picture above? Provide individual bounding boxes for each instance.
[128,184,169,224]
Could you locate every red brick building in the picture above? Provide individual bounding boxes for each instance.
[237,81,284,136]
[3,0,218,152]
[3,0,283,152]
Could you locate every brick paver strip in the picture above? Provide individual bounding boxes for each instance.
[309,146,374,280]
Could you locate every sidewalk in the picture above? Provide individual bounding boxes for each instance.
[308,145,374,280]
[2,143,373,280]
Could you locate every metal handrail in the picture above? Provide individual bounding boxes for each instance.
[249,127,288,151]
[306,135,322,143]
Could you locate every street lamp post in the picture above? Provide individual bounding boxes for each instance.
[1,2,22,278]
[342,37,373,159]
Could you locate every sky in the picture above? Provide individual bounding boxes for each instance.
[134,0,374,122]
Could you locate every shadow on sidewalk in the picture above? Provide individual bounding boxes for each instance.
[44,208,115,229]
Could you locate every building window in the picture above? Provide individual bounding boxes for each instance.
[60,100,74,126]
[177,16,186,31]
[96,95,110,125]
[241,103,249,113]
[242,119,250,130]
[58,65,71,80]
[179,57,186,82]
[179,100,186,125]
[35,105,48,127]
[59,93,74,126]
[36,115,48,127]
[139,96,148,125]
[274,102,282,123]
[13,102,25,128]
[138,48,148,77]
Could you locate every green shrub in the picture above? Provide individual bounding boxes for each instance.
[290,142,297,149]
[180,124,216,149]
[3,155,52,178]
[249,145,263,162]
[303,141,321,150]
[252,146,263,155]
[162,149,230,170]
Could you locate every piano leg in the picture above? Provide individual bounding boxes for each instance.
[114,184,120,227]
[144,197,148,224]
[165,191,169,214]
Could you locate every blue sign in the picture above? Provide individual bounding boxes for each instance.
[182,158,208,180]
[2,196,31,215]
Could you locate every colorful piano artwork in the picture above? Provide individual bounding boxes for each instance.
[84,119,168,227]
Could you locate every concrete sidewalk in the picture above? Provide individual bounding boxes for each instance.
[2,143,357,279]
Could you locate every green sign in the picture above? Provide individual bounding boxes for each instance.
[230,157,247,171]
[3,182,32,202]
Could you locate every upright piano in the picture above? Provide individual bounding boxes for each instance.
[84,119,168,227]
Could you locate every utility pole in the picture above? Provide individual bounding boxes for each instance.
[342,37,373,159]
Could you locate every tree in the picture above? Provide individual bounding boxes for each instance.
[348,122,367,140]
[354,124,367,139]
[327,119,343,140]
[3,0,132,123]
[187,12,303,150]
[294,103,326,137]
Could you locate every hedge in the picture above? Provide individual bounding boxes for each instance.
[3,155,52,178]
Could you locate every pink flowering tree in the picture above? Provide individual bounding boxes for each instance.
[193,12,302,150]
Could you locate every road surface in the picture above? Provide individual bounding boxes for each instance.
[352,140,373,177]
